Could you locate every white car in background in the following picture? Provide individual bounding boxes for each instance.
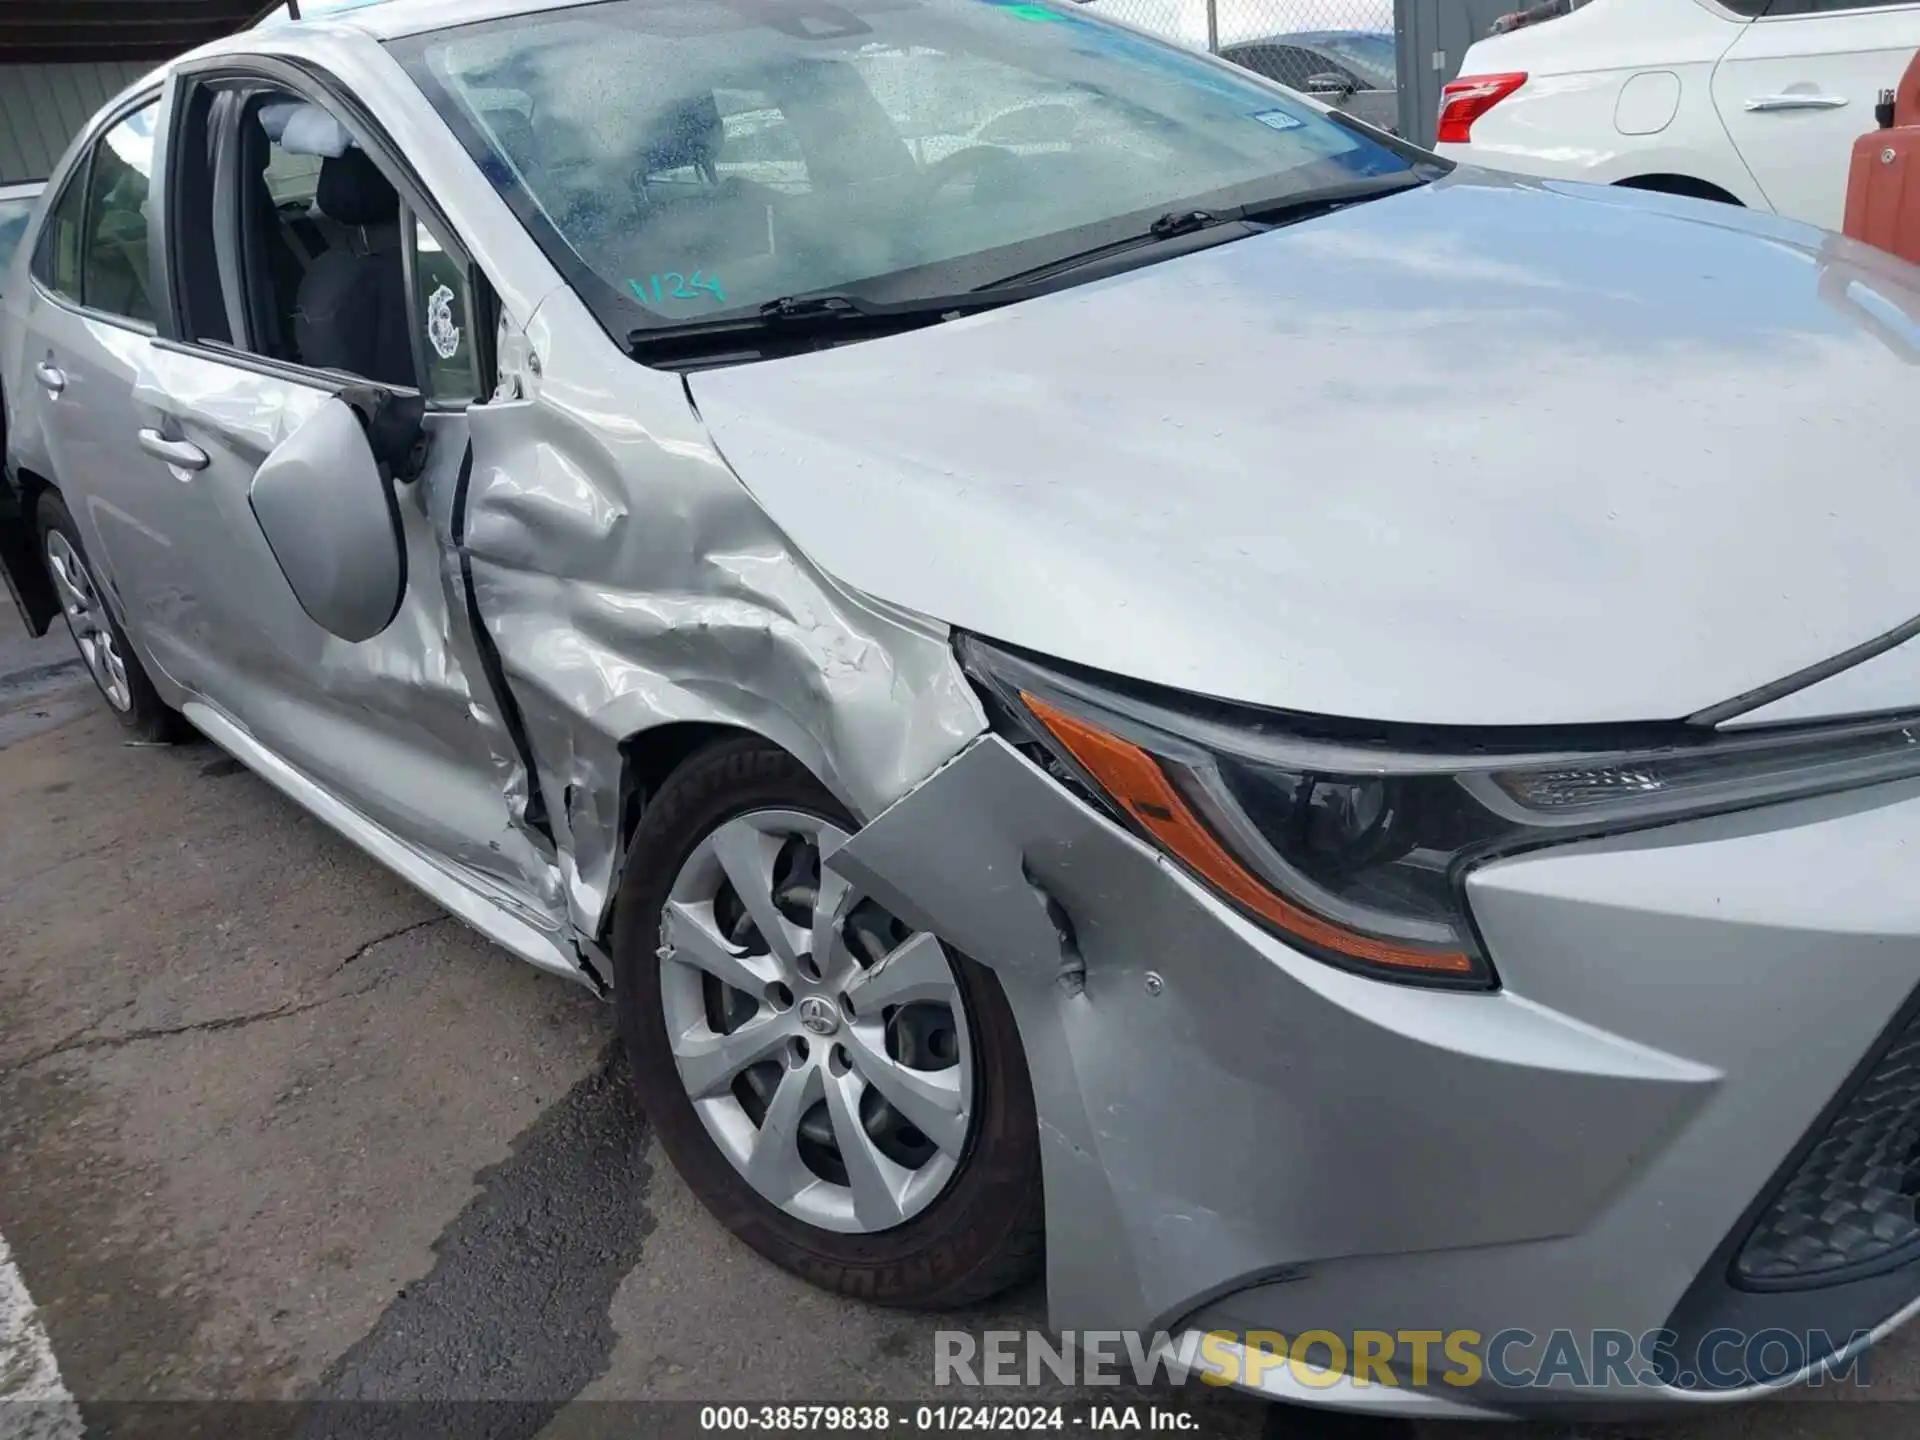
[1435,0,1920,231]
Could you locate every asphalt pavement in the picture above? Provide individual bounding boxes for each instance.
[0,606,1911,1440]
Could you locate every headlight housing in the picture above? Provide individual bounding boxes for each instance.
[959,636,1920,990]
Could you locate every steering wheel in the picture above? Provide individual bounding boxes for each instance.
[919,145,1027,208]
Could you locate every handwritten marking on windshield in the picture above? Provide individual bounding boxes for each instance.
[630,271,727,307]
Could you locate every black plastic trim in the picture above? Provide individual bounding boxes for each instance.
[1662,982,1920,1379]
[150,334,422,398]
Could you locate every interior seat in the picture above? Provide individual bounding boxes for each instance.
[631,94,786,274]
[292,148,413,387]
[248,161,307,359]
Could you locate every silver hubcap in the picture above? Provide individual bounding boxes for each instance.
[45,531,132,712]
[658,809,975,1234]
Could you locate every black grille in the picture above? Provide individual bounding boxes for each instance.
[1735,1021,1920,1289]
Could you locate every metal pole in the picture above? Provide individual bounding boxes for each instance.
[1205,0,1218,52]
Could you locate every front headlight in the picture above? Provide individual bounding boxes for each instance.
[959,636,1920,990]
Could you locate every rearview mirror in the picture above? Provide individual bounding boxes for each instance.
[1305,72,1357,99]
[249,396,406,642]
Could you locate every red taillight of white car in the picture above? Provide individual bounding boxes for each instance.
[1437,72,1528,143]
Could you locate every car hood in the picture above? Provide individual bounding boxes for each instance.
[690,171,1920,727]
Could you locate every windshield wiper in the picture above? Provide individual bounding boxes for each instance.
[1148,209,1223,239]
[1236,170,1430,225]
[984,208,1243,290]
[625,172,1432,365]
[981,172,1430,291]
[627,289,1028,364]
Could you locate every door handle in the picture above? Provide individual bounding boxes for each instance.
[1745,94,1849,112]
[137,429,209,472]
[34,362,65,394]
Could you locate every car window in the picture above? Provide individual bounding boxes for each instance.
[208,93,420,389]
[264,145,326,208]
[0,192,40,293]
[32,169,89,306]
[413,214,483,403]
[79,103,161,325]
[391,0,1416,337]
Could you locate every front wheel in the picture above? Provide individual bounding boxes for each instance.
[613,736,1044,1307]
[36,490,178,742]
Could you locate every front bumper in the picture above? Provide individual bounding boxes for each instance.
[831,736,1920,1413]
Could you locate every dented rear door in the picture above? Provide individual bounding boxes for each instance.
[136,340,566,929]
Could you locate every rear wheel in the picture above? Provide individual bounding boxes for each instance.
[37,490,178,742]
[613,736,1044,1306]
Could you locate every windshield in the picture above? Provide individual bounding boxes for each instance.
[390,0,1417,338]
[0,192,38,293]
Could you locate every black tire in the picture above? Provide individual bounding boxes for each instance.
[612,735,1045,1308]
[36,489,180,742]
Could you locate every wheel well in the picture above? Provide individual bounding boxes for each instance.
[1615,174,1744,206]
[3,466,59,633]
[601,720,757,938]
[619,721,750,827]
[23,464,53,504]
[12,466,56,527]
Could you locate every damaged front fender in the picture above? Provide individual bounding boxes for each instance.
[462,289,987,943]
[830,734,1717,1338]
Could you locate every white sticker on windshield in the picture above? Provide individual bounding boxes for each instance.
[427,284,462,361]
[1249,109,1305,132]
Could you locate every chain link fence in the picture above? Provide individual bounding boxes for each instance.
[1073,0,1403,133]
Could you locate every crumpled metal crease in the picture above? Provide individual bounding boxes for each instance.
[462,290,986,943]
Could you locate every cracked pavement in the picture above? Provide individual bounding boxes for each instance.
[0,607,1912,1440]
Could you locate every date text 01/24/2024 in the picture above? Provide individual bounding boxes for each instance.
[697,1405,1203,1432]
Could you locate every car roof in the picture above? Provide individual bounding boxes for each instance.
[124,0,611,93]
[268,0,632,41]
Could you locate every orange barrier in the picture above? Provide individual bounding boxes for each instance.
[1843,49,1920,264]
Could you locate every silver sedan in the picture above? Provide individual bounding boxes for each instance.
[5,0,1920,1418]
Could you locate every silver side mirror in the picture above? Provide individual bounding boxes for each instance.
[249,396,406,642]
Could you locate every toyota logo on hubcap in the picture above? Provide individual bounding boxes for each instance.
[798,996,839,1036]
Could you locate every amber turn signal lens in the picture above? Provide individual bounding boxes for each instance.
[1020,692,1478,977]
